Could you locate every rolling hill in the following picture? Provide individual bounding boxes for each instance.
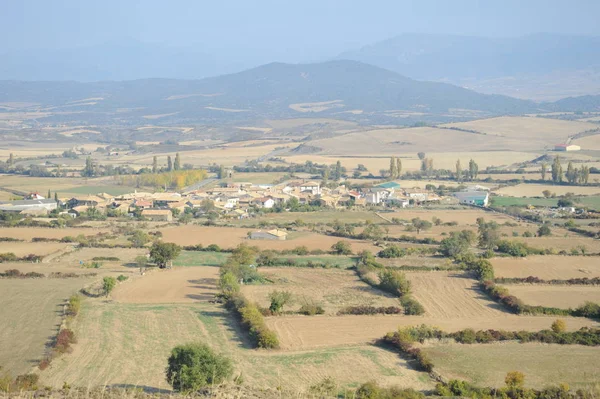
[0,60,539,125]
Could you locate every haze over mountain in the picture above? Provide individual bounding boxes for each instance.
[0,60,543,126]
[337,33,600,100]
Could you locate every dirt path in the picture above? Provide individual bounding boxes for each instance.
[42,244,76,263]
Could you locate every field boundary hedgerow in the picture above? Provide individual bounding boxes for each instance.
[494,276,600,285]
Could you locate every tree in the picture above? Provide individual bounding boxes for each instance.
[378,269,411,297]
[455,159,462,182]
[537,223,552,237]
[504,371,525,389]
[396,158,402,178]
[551,319,566,333]
[468,159,478,180]
[174,153,181,171]
[565,161,577,184]
[103,276,116,297]
[219,271,240,297]
[557,198,574,207]
[152,156,158,173]
[166,343,232,392]
[217,165,226,179]
[167,155,173,172]
[417,152,426,160]
[268,290,293,313]
[333,160,342,181]
[426,158,433,175]
[542,189,552,198]
[8,153,14,167]
[579,166,590,184]
[389,157,397,179]
[54,192,58,202]
[229,243,257,265]
[331,241,352,255]
[150,242,182,268]
[411,218,432,234]
[540,162,547,181]
[551,156,563,183]
[82,156,95,177]
[477,218,500,249]
[129,230,150,247]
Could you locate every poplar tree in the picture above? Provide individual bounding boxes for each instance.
[174,153,181,171]
[455,159,462,182]
[389,157,397,179]
[167,156,173,172]
[396,158,402,178]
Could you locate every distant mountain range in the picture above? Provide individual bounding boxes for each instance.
[2,33,600,101]
[337,33,600,100]
[0,60,543,125]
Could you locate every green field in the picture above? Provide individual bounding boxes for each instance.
[490,196,558,207]
[425,342,600,389]
[490,195,600,210]
[173,251,230,267]
[272,255,357,269]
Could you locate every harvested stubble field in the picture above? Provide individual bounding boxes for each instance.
[41,301,432,391]
[383,209,514,226]
[241,267,399,315]
[384,224,537,241]
[0,175,136,197]
[267,315,600,350]
[0,227,109,241]
[0,241,70,257]
[423,341,600,389]
[57,247,147,266]
[492,255,600,279]
[495,183,600,197]
[0,277,96,375]
[112,266,219,304]
[159,225,378,252]
[253,210,382,224]
[502,285,600,308]
[406,272,506,318]
[515,236,600,252]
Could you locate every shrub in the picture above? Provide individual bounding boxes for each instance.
[378,269,411,297]
[92,256,120,261]
[66,294,81,316]
[330,241,352,255]
[377,245,406,258]
[268,290,293,313]
[116,274,128,282]
[505,371,525,388]
[166,343,232,392]
[298,299,325,315]
[400,297,425,315]
[552,319,567,333]
[102,276,116,297]
[55,329,76,353]
[338,306,403,315]
[12,374,39,391]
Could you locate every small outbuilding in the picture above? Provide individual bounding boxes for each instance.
[141,209,173,221]
[554,144,581,152]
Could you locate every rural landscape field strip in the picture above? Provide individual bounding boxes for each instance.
[502,285,600,308]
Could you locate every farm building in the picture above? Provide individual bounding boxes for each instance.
[0,199,57,212]
[554,144,581,151]
[249,229,288,240]
[141,209,173,221]
[453,191,489,207]
[376,181,401,189]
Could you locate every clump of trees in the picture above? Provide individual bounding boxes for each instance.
[166,343,232,392]
[149,242,182,268]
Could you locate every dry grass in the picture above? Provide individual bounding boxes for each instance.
[573,133,600,150]
[39,301,432,391]
[159,225,379,252]
[424,341,600,389]
[241,267,399,315]
[112,267,219,304]
[495,183,600,197]
[267,314,599,350]
[442,116,598,147]
[0,227,109,241]
[502,285,600,308]
[492,255,600,279]
[515,236,600,252]
[0,277,96,375]
[0,242,69,257]
[407,272,506,318]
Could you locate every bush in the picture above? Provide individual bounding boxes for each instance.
[552,319,567,333]
[226,293,280,349]
[338,305,403,315]
[268,290,293,313]
[298,300,325,315]
[378,269,411,297]
[400,297,425,315]
[166,343,232,392]
[116,274,128,282]
[377,245,406,258]
[55,329,76,353]
[331,241,352,255]
[66,294,81,316]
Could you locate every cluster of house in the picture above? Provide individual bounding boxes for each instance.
[0,180,491,220]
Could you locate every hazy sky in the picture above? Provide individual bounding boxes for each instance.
[2,0,600,60]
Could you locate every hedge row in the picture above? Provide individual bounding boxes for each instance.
[494,276,600,285]
[0,269,44,278]
[337,305,403,315]
[0,253,43,263]
[481,280,600,319]
[225,293,279,349]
